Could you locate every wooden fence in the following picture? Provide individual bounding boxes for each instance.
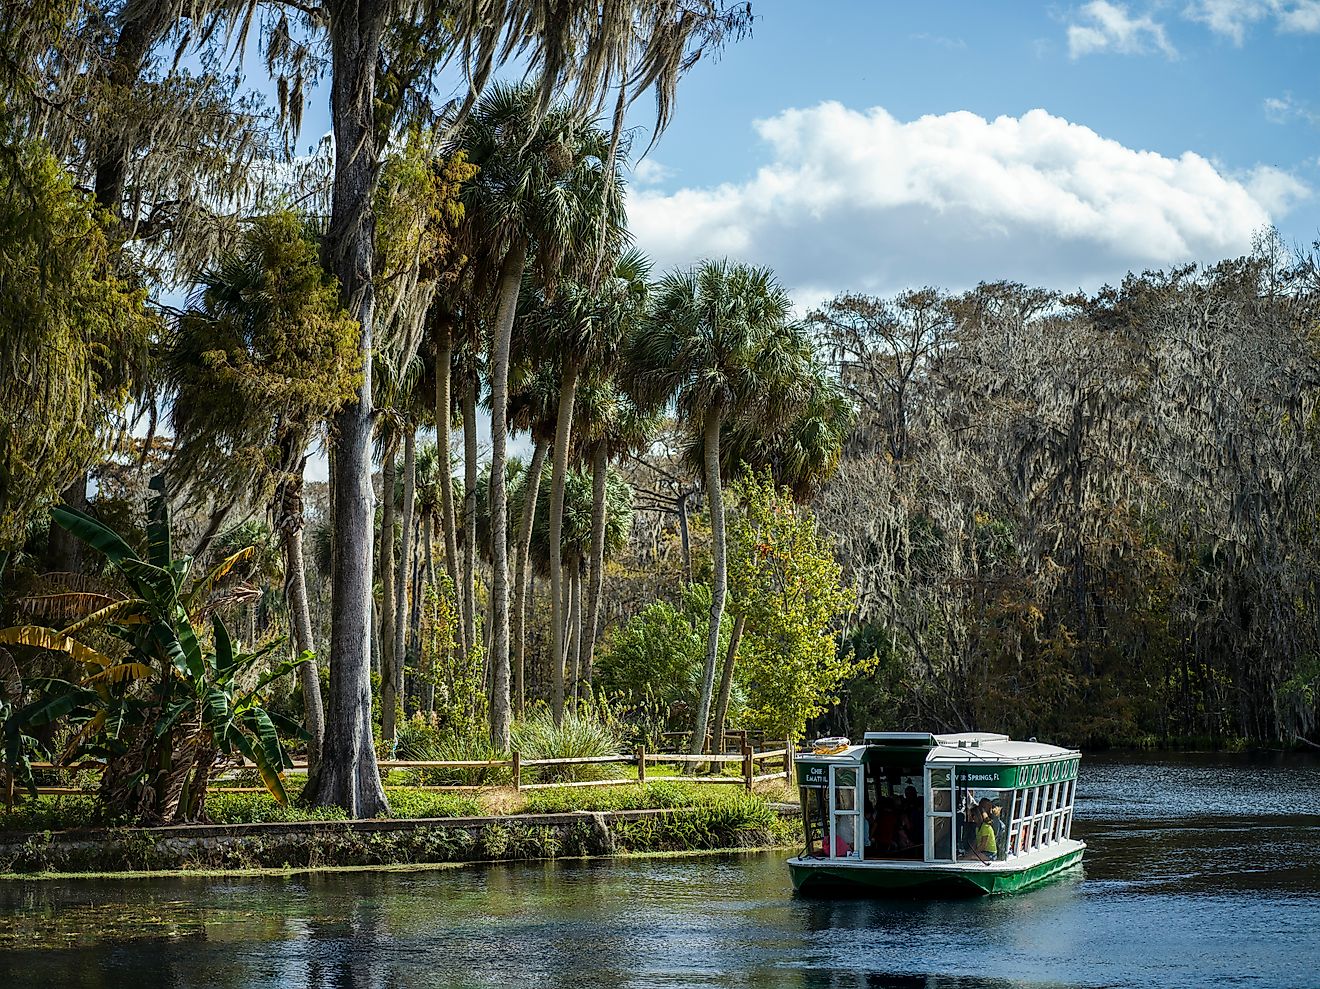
[9,741,798,807]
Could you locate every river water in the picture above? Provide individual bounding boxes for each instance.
[0,752,1316,988]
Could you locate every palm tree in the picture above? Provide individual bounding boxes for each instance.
[627,259,798,754]
[506,361,561,712]
[523,248,642,719]
[574,379,661,690]
[454,83,626,747]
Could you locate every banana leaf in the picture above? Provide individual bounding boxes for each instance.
[146,475,172,569]
[50,506,139,566]
[0,626,114,667]
[182,546,256,613]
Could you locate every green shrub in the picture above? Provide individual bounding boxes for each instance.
[396,729,512,786]
[206,792,347,825]
[511,703,626,783]
[519,780,741,814]
[0,796,99,831]
[383,789,481,818]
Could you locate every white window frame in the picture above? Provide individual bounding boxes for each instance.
[828,763,862,861]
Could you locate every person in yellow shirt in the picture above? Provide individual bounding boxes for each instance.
[975,810,998,857]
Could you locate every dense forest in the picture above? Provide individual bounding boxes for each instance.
[1,1,1316,826]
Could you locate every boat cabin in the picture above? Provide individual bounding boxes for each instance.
[795,731,1081,866]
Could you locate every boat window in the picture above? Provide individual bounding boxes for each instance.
[830,766,862,860]
[802,785,828,857]
[958,787,1010,861]
[1061,778,1076,838]
[925,767,955,862]
[1006,789,1024,857]
[1020,785,1041,852]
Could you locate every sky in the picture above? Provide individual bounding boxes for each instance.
[601,0,1320,308]
[276,0,1320,311]
[274,0,1320,476]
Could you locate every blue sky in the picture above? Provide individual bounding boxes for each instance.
[271,1,1320,478]
[282,2,1320,305]
[609,1,1320,303]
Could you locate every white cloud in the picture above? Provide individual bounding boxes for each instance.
[627,102,1306,303]
[1184,0,1320,42]
[1067,1,1178,58]
[1245,165,1311,213]
[1263,92,1320,125]
[629,158,674,187]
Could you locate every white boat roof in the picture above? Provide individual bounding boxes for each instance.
[803,731,1078,764]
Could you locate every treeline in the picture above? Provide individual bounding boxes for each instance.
[810,246,1320,747]
[2,1,870,824]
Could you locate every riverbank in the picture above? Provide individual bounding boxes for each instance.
[0,785,799,876]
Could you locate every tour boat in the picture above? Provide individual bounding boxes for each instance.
[787,731,1084,896]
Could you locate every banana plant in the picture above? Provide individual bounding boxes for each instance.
[0,477,306,824]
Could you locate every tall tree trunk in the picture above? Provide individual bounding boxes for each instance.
[435,327,462,629]
[514,436,549,715]
[548,356,580,723]
[47,478,87,574]
[461,376,478,661]
[711,612,745,753]
[568,561,582,704]
[678,490,692,584]
[422,515,437,714]
[487,242,524,750]
[379,438,398,746]
[409,518,425,711]
[581,443,608,691]
[691,406,726,755]
[302,5,389,817]
[393,427,417,728]
[276,462,325,773]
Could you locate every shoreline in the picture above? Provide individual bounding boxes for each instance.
[0,804,800,878]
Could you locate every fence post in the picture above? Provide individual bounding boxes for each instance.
[743,743,753,792]
[512,750,521,791]
[636,746,646,784]
[784,740,793,781]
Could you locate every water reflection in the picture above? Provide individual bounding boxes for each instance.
[0,752,1316,989]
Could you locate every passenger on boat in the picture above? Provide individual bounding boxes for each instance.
[873,797,899,851]
[819,818,853,857]
[979,797,1007,851]
[976,811,998,857]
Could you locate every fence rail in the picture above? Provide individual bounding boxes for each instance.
[9,741,797,806]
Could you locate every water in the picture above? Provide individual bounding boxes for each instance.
[0,752,1317,988]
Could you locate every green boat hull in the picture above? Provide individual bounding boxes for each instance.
[789,847,1084,897]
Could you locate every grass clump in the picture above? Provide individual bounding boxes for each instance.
[395,717,512,786]
[519,780,747,814]
[383,789,481,818]
[512,704,626,784]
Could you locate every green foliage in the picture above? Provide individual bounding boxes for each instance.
[417,578,485,739]
[597,584,730,727]
[519,780,738,814]
[511,702,626,782]
[205,791,348,825]
[0,133,155,549]
[728,470,859,739]
[381,789,482,819]
[395,719,511,786]
[165,210,360,505]
[0,482,305,823]
[375,139,476,295]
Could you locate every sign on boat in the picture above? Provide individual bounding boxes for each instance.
[788,731,1085,896]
